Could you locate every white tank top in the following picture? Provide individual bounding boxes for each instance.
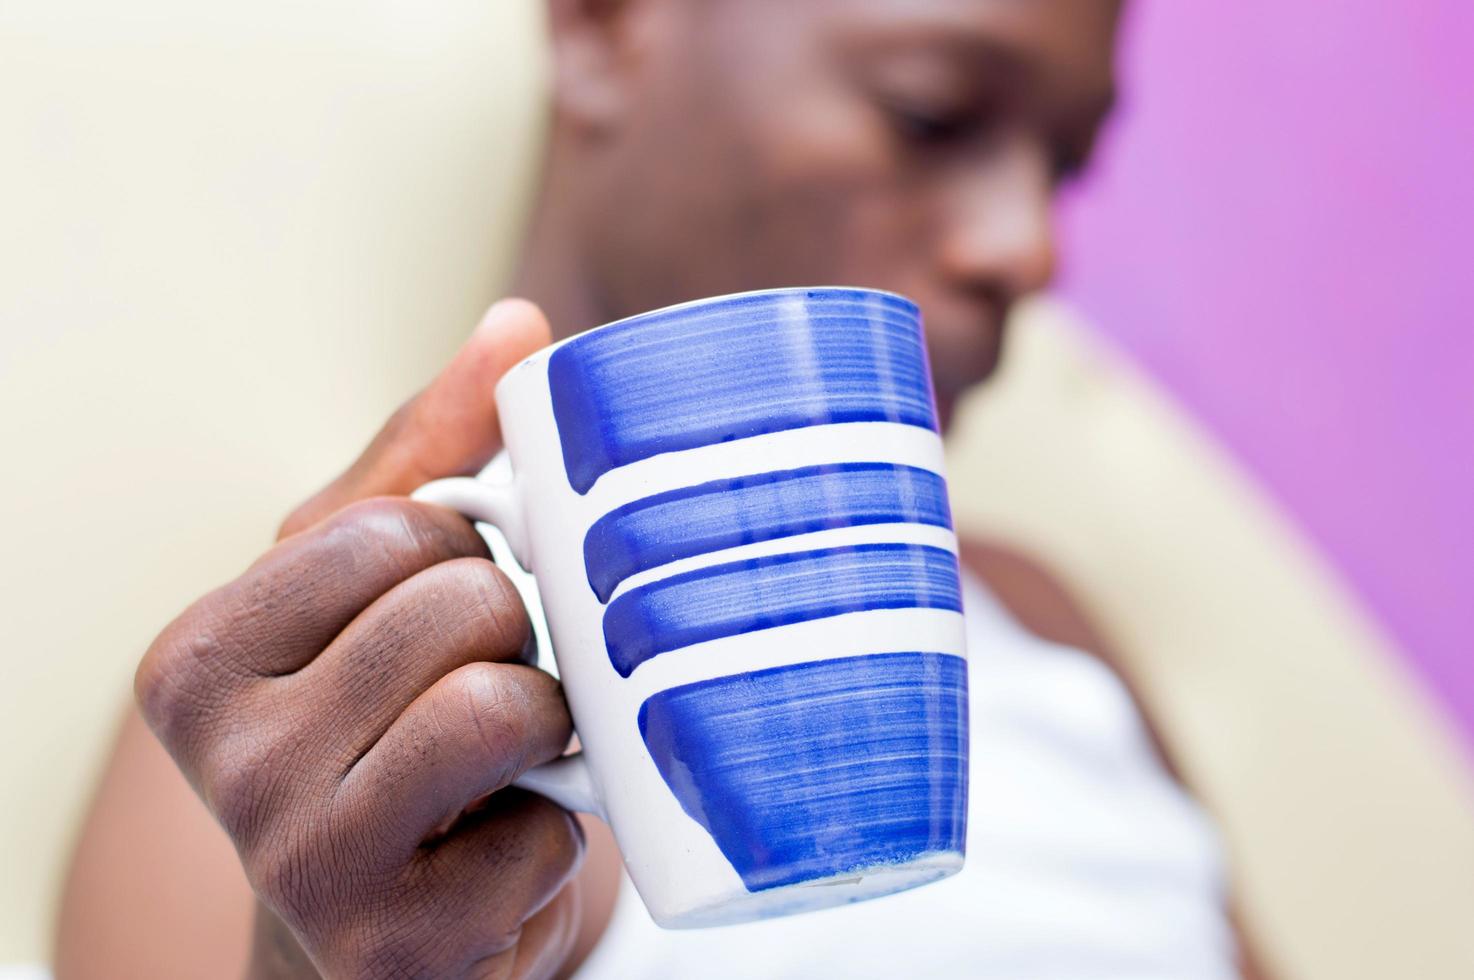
[576,571,1237,979]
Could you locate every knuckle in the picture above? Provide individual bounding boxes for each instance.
[334,496,485,566]
[132,643,175,728]
[443,558,531,656]
[134,608,230,737]
[335,495,429,545]
[445,664,533,770]
[516,668,570,730]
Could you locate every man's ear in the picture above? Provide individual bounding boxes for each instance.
[547,0,665,133]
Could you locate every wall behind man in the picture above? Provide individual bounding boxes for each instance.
[0,0,548,961]
[1058,0,1474,747]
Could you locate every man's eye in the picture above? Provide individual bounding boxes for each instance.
[887,103,974,146]
[1050,141,1093,186]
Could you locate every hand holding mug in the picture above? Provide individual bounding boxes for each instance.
[136,302,587,979]
[418,287,969,927]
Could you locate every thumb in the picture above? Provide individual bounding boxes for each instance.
[279,298,552,539]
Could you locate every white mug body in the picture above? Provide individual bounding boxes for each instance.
[425,288,968,928]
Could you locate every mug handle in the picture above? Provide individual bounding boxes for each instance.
[412,476,604,820]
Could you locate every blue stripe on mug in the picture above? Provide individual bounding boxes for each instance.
[548,289,937,494]
[603,542,960,677]
[639,651,968,892]
[582,463,952,603]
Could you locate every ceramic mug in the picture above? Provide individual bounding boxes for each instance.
[414,286,969,928]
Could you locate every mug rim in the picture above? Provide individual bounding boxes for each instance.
[498,285,919,393]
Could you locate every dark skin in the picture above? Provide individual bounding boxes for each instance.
[524,0,1117,422]
[58,1,1264,977]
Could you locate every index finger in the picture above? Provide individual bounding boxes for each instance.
[135,497,489,753]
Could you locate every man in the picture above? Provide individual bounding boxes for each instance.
[57,0,1260,976]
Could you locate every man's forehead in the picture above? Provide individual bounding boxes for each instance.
[756,0,1121,109]
[715,0,1119,77]
[836,1,1116,58]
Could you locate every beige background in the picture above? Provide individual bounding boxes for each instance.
[3,1,1472,976]
[0,0,546,963]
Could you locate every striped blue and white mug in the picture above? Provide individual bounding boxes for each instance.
[415,287,968,928]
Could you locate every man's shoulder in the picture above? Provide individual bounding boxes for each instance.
[957,536,1179,778]
[956,537,1112,660]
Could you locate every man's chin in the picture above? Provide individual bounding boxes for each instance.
[934,393,957,435]
[931,351,1005,435]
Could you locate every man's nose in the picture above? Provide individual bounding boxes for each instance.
[935,135,1057,303]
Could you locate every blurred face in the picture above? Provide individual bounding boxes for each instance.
[558,0,1120,425]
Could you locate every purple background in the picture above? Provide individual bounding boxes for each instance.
[1056,1,1473,746]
